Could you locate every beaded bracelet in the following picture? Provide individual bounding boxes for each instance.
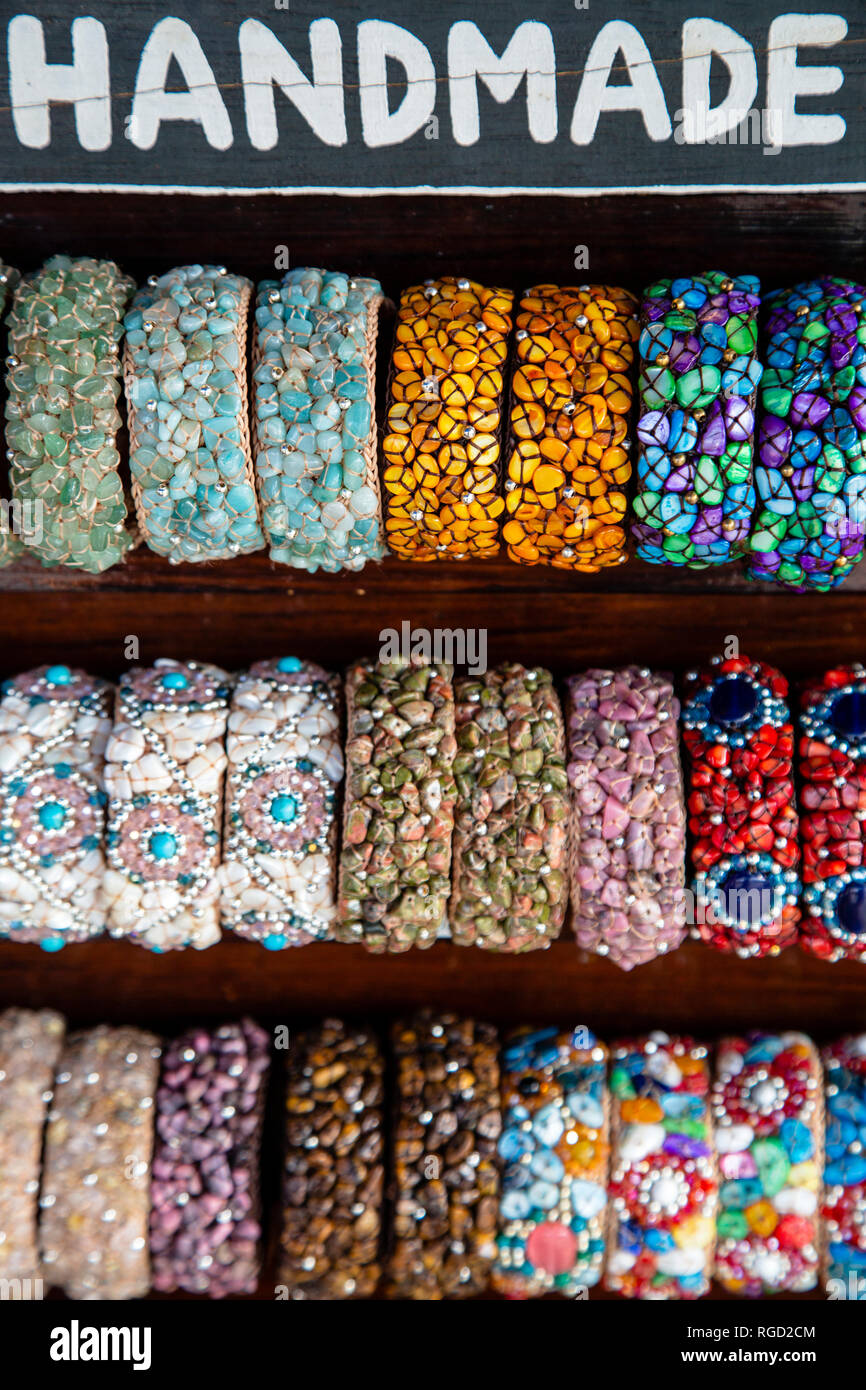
[103,659,231,951]
[503,284,637,569]
[632,272,762,568]
[605,1033,717,1300]
[149,1019,270,1297]
[279,1018,384,1299]
[124,265,264,562]
[40,1025,160,1299]
[252,267,385,571]
[746,278,866,591]
[0,1008,65,1290]
[798,663,866,961]
[493,1026,609,1297]
[681,654,800,957]
[220,657,342,950]
[337,658,456,952]
[386,1011,500,1299]
[450,664,568,951]
[822,1034,866,1296]
[6,255,134,571]
[382,276,512,560]
[713,1031,823,1296]
[0,260,23,568]
[0,663,112,950]
[566,666,687,969]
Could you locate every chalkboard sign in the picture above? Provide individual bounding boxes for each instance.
[0,0,864,194]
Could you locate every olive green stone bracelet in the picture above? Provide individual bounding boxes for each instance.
[0,260,22,568]
[5,255,134,572]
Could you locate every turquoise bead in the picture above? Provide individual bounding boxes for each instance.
[161,671,189,691]
[270,794,298,823]
[149,830,179,860]
[45,664,72,685]
[38,801,67,830]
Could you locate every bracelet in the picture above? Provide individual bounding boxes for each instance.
[0,663,112,949]
[6,255,134,572]
[0,260,23,568]
[713,1031,823,1296]
[0,1008,65,1290]
[252,267,385,571]
[39,1025,161,1300]
[220,657,342,949]
[124,265,264,562]
[566,666,687,969]
[382,276,512,560]
[386,1011,500,1299]
[103,658,231,951]
[337,658,456,952]
[503,283,637,570]
[279,1018,384,1299]
[149,1019,270,1297]
[746,278,866,591]
[799,663,866,961]
[632,272,762,568]
[493,1026,609,1297]
[681,654,801,957]
[606,1032,717,1299]
[822,1034,866,1296]
[450,663,568,951]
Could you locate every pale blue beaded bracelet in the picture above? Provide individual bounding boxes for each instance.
[124,265,264,563]
[251,267,385,571]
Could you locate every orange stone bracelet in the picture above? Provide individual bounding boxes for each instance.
[503,284,638,570]
[382,277,513,560]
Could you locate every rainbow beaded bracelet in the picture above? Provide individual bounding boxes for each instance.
[504,284,637,569]
[746,278,866,591]
[605,1033,717,1299]
[493,1026,609,1297]
[681,654,800,957]
[252,268,385,571]
[103,659,231,951]
[632,272,762,568]
[0,259,23,568]
[220,656,342,949]
[566,666,687,969]
[6,255,134,571]
[124,265,264,562]
[822,1034,866,1297]
[450,663,568,951]
[0,664,112,949]
[713,1031,823,1296]
[798,663,866,961]
[382,277,512,560]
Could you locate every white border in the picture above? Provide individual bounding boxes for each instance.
[0,180,865,195]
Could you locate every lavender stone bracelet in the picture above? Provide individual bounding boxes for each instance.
[566,666,687,969]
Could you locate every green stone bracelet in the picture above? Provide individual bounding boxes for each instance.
[0,260,22,568]
[5,255,134,572]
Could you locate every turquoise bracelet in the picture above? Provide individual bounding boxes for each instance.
[124,265,264,563]
[5,255,134,572]
[252,267,385,571]
[0,259,22,568]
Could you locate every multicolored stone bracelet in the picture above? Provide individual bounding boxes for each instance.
[252,267,385,572]
[6,255,134,572]
[713,1031,823,1296]
[504,284,637,570]
[337,658,456,953]
[450,664,568,952]
[149,1019,270,1297]
[632,272,762,568]
[0,259,23,569]
[746,278,866,591]
[386,1011,500,1299]
[0,1008,65,1291]
[279,1018,384,1300]
[493,1026,609,1297]
[605,1033,717,1300]
[124,265,264,562]
[220,657,342,950]
[798,663,866,962]
[39,1025,160,1300]
[681,654,800,958]
[566,667,687,970]
[382,277,512,560]
[103,659,231,952]
[0,663,112,950]
[822,1034,866,1296]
